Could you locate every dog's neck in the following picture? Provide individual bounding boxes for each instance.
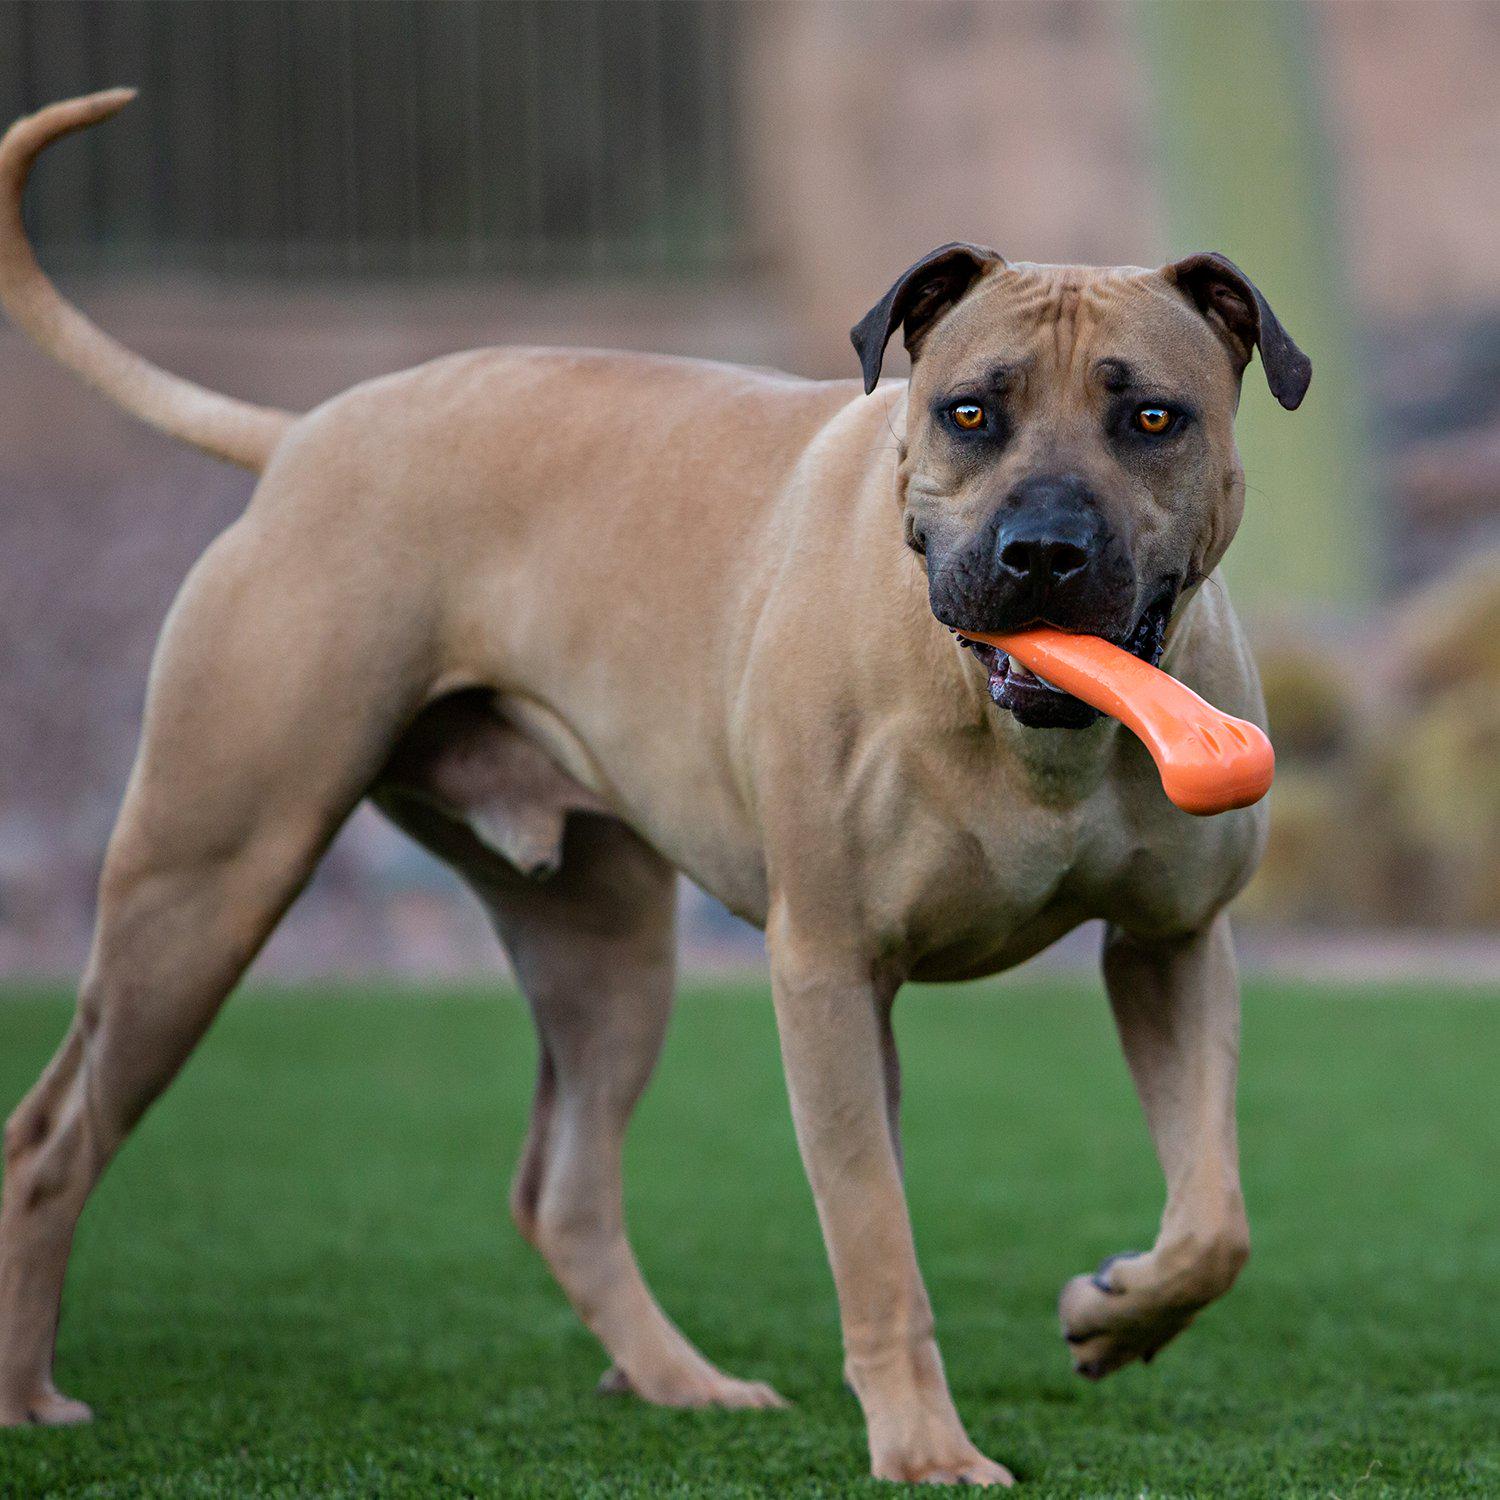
[990,686,1121,804]
[922,615,1121,807]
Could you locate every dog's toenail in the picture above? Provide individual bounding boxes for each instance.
[1090,1250,1139,1294]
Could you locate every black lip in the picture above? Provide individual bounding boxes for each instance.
[955,584,1179,730]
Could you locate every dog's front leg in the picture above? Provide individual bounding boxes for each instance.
[1059,909,1251,1378]
[767,907,1013,1488]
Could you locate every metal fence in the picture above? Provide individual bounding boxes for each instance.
[0,0,744,279]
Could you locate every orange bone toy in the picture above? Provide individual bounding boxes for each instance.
[959,627,1274,816]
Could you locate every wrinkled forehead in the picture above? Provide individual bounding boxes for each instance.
[916,262,1238,402]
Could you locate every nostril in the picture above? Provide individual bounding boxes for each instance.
[998,540,1035,577]
[1047,541,1088,579]
[999,538,1089,583]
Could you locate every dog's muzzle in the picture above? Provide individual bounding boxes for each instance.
[929,475,1175,729]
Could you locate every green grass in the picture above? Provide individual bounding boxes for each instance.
[0,977,1495,1498]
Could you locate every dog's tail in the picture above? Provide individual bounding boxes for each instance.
[0,89,293,473]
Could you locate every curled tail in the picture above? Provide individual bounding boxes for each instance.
[0,89,293,473]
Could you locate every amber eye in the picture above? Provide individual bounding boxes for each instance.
[952,403,985,431]
[1135,406,1173,435]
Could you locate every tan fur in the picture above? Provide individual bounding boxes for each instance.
[0,94,1280,1487]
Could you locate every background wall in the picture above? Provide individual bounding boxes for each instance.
[2,0,1497,976]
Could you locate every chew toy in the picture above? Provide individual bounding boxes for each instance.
[958,627,1274,816]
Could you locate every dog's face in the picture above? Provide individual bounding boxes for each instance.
[853,247,1310,728]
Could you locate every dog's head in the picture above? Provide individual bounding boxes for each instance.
[853,247,1310,728]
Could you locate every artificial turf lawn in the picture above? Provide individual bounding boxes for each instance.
[0,978,1495,1498]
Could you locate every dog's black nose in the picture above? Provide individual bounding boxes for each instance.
[994,475,1107,592]
[926,472,1132,639]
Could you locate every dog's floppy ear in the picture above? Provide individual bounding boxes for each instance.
[851,242,1004,395]
[1163,252,1311,411]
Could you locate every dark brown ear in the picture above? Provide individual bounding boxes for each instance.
[851,242,1004,394]
[1163,252,1311,410]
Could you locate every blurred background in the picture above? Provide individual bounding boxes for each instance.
[0,0,1496,979]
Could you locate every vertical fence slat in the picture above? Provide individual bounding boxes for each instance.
[638,1,668,276]
[459,0,484,273]
[337,0,361,277]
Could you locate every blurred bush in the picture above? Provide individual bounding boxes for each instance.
[1244,552,1500,929]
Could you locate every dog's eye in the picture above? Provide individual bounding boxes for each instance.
[951,404,985,431]
[1135,406,1173,435]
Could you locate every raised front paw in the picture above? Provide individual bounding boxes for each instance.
[1058,1233,1248,1380]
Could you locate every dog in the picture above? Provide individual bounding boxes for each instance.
[0,92,1308,1487]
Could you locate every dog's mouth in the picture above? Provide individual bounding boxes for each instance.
[955,586,1178,730]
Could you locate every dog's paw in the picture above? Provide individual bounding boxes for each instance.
[1059,1232,1249,1379]
[1058,1249,1200,1379]
[872,1444,1015,1487]
[597,1362,788,1410]
[0,1385,94,1427]
[866,1406,1014,1487]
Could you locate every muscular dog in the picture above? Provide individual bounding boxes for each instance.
[0,93,1308,1486]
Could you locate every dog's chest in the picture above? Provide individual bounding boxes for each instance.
[889,804,1101,977]
[867,743,1260,978]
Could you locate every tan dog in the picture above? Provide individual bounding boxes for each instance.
[0,93,1309,1486]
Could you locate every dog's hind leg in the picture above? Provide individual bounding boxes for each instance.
[493,817,785,1410]
[378,770,784,1411]
[0,520,431,1426]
